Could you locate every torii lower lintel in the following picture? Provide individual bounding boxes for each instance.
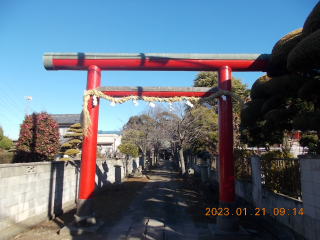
[97,86,220,98]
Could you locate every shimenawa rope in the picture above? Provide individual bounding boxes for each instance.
[81,89,246,137]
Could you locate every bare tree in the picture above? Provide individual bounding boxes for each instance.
[121,102,218,175]
[158,102,214,175]
[144,104,170,164]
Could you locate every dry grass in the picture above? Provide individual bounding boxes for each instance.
[8,176,150,240]
[0,150,14,164]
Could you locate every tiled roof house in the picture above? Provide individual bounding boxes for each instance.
[51,114,81,143]
[51,114,122,156]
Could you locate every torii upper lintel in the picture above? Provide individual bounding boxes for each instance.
[43,53,270,72]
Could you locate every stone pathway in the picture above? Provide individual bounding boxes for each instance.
[5,159,280,240]
[101,159,207,240]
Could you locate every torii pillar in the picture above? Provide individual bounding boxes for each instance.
[74,65,101,226]
[217,66,238,231]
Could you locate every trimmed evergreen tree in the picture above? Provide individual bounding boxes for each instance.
[241,2,320,153]
[118,142,139,158]
[118,142,139,177]
[59,123,83,161]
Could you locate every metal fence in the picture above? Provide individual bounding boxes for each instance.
[261,158,301,199]
[234,157,252,182]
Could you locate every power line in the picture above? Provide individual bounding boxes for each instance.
[0,116,21,139]
[0,112,22,126]
[0,128,19,140]
[0,72,42,115]
[0,122,16,131]
[0,87,25,112]
[0,124,17,135]
[0,77,24,111]
[1,115,20,130]
[0,73,29,121]
[0,92,24,117]
[0,73,26,106]
[0,103,23,121]
[0,101,23,122]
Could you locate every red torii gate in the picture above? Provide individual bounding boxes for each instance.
[43,53,269,232]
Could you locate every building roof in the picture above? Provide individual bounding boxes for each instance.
[98,130,121,135]
[51,114,80,125]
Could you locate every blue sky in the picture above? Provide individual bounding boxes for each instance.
[0,0,318,139]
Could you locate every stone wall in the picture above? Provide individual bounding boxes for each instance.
[187,154,320,239]
[186,155,201,175]
[249,155,320,239]
[298,155,320,239]
[0,157,138,233]
[234,178,253,204]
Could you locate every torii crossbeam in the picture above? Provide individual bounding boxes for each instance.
[97,86,219,97]
[43,53,269,232]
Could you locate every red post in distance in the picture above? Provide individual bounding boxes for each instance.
[75,65,101,226]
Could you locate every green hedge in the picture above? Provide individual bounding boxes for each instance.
[0,136,12,150]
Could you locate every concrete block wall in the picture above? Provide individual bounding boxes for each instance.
[131,157,140,170]
[260,187,304,236]
[0,161,78,232]
[210,156,219,182]
[298,155,320,239]
[234,178,253,204]
[187,155,219,182]
[187,155,207,177]
[251,155,263,209]
[251,155,320,239]
[189,163,201,175]
[0,158,132,233]
[204,155,319,239]
[94,158,127,195]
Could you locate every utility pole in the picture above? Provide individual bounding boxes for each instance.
[24,96,32,115]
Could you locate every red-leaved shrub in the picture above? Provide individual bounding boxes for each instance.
[15,112,60,162]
